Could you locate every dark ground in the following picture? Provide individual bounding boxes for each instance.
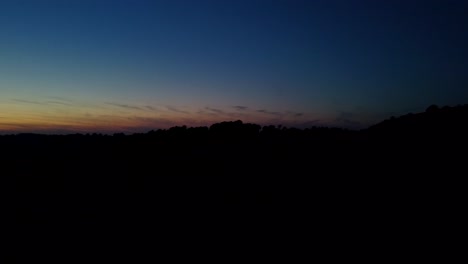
[3,104,467,261]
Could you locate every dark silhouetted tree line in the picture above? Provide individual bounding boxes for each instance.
[3,104,467,261]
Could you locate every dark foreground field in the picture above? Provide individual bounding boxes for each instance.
[3,105,467,261]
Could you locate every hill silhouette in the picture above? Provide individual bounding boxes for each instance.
[367,104,468,136]
[3,104,467,261]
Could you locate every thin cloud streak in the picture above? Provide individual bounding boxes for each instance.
[256,109,281,116]
[106,102,142,110]
[13,98,74,107]
[46,101,73,106]
[205,107,224,114]
[47,96,74,103]
[13,99,43,105]
[166,106,189,114]
[233,106,248,111]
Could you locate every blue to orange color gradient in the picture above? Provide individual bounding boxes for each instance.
[1,0,467,133]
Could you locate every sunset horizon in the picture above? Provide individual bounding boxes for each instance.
[1,0,467,133]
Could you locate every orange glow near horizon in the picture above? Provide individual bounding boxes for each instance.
[0,97,318,134]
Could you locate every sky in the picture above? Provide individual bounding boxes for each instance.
[1,0,467,133]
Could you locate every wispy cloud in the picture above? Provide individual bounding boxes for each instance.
[106,102,142,110]
[205,107,224,114]
[47,96,74,103]
[128,116,170,124]
[257,109,281,116]
[46,101,73,106]
[233,105,248,111]
[284,111,305,117]
[166,106,189,114]
[13,99,43,105]
[13,98,74,107]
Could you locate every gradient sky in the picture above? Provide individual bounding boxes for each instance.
[1,0,467,133]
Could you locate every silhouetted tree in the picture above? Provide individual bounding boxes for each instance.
[426,104,439,113]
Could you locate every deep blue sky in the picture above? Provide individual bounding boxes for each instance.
[1,0,467,133]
